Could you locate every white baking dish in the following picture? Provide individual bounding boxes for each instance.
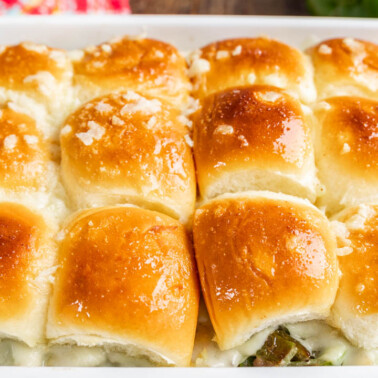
[0,14,377,377]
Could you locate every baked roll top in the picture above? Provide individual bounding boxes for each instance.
[0,202,56,346]
[189,37,316,104]
[0,42,73,135]
[60,91,196,223]
[314,96,378,214]
[331,204,378,349]
[47,206,199,367]
[193,86,317,201]
[307,38,378,100]
[0,105,49,190]
[193,192,339,351]
[72,37,190,108]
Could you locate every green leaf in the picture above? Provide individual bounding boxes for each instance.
[237,326,335,367]
[306,0,378,17]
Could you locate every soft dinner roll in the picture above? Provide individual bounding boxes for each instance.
[314,96,378,214]
[0,202,56,347]
[0,103,55,210]
[188,37,316,104]
[193,86,318,202]
[330,204,378,349]
[72,37,190,109]
[193,191,339,351]
[47,205,199,367]
[307,38,378,100]
[60,91,195,223]
[0,42,73,136]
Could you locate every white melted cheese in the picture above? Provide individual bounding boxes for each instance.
[45,344,154,367]
[194,320,378,367]
[0,339,44,366]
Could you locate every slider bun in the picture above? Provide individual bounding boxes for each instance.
[189,37,316,103]
[331,204,378,349]
[60,91,195,223]
[314,96,378,214]
[72,37,190,108]
[307,38,378,100]
[0,42,73,134]
[0,202,56,346]
[47,205,199,367]
[193,191,339,351]
[193,86,317,202]
[0,103,57,211]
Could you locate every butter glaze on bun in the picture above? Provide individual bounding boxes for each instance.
[60,91,196,223]
[193,86,317,202]
[72,37,190,108]
[0,42,73,133]
[189,37,316,103]
[314,96,378,214]
[307,38,378,100]
[47,205,199,366]
[193,191,339,351]
[0,202,56,346]
[331,204,378,349]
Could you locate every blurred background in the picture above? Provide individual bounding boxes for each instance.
[1,0,377,16]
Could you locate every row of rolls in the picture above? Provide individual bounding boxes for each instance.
[0,34,376,366]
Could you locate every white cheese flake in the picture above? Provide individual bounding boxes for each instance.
[68,49,85,62]
[215,50,230,60]
[3,134,18,150]
[341,143,351,154]
[258,91,282,103]
[238,135,249,147]
[101,44,112,53]
[184,134,194,148]
[188,58,210,78]
[343,38,363,53]
[23,135,38,145]
[49,50,67,68]
[214,124,234,135]
[232,45,242,56]
[61,125,72,136]
[95,101,113,113]
[22,42,48,54]
[76,121,105,146]
[155,50,164,58]
[146,116,157,129]
[111,115,124,126]
[120,96,161,115]
[318,44,332,55]
[177,115,193,128]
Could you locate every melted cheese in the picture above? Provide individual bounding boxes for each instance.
[45,345,154,367]
[0,339,44,366]
[194,320,378,367]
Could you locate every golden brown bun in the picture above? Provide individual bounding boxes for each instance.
[72,37,190,108]
[0,103,66,215]
[193,191,339,351]
[314,96,378,214]
[0,202,56,346]
[193,86,317,201]
[0,42,73,134]
[189,37,316,103]
[307,38,378,100]
[0,104,49,191]
[330,204,378,349]
[47,205,199,367]
[60,91,196,223]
